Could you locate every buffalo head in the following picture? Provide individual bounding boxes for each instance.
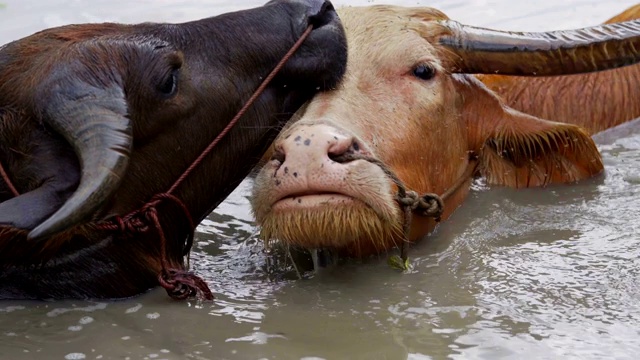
[0,0,346,299]
[251,5,640,258]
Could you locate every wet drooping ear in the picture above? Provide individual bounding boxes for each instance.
[461,77,603,188]
[479,108,603,188]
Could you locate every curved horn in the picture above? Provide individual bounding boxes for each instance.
[28,84,131,240]
[439,19,640,75]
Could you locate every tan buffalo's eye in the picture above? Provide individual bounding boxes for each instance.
[413,64,436,80]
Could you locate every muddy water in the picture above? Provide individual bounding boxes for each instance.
[1,0,640,359]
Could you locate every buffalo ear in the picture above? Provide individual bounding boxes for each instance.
[477,107,603,188]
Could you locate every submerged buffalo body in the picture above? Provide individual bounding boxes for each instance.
[0,0,347,299]
[251,5,640,258]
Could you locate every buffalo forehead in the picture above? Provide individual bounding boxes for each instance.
[339,6,443,72]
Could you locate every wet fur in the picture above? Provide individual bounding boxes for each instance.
[0,225,168,299]
[457,75,603,188]
[259,201,403,257]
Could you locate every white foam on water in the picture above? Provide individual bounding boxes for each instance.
[47,303,108,317]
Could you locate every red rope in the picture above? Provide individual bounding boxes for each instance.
[0,159,19,197]
[167,25,314,195]
[98,25,314,300]
[1,25,315,301]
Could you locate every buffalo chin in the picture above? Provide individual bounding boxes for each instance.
[258,200,404,257]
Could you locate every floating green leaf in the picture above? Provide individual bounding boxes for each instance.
[388,254,410,271]
[0,3,6,9]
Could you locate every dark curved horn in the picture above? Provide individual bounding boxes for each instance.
[28,85,131,240]
[439,19,640,75]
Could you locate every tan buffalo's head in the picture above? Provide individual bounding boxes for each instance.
[251,5,639,257]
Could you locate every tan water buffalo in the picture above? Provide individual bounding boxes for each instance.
[0,0,347,299]
[251,5,640,259]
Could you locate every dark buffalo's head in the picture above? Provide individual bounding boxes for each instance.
[0,0,347,246]
[0,0,346,299]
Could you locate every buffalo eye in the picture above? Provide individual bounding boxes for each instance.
[158,68,179,96]
[413,64,436,80]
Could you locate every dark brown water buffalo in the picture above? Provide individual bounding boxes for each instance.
[0,0,347,299]
[251,5,640,260]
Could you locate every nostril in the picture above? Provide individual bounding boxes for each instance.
[322,1,335,12]
[308,0,335,28]
[328,139,364,163]
[271,149,285,164]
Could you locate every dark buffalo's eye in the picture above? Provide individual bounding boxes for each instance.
[158,68,179,96]
[413,64,436,81]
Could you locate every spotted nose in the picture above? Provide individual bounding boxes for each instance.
[274,123,364,175]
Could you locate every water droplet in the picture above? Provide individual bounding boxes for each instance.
[79,316,93,325]
[125,304,142,314]
[64,353,86,360]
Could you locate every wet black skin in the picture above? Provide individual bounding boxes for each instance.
[0,0,347,299]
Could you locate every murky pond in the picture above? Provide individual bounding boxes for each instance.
[2,0,640,359]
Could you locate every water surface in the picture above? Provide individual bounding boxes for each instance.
[1,1,639,359]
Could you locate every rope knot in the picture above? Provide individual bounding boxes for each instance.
[158,269,214,300]
[96,214,148,235]
[398,191,444,221]
[397,191,419,208]
[125,217,149,234]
